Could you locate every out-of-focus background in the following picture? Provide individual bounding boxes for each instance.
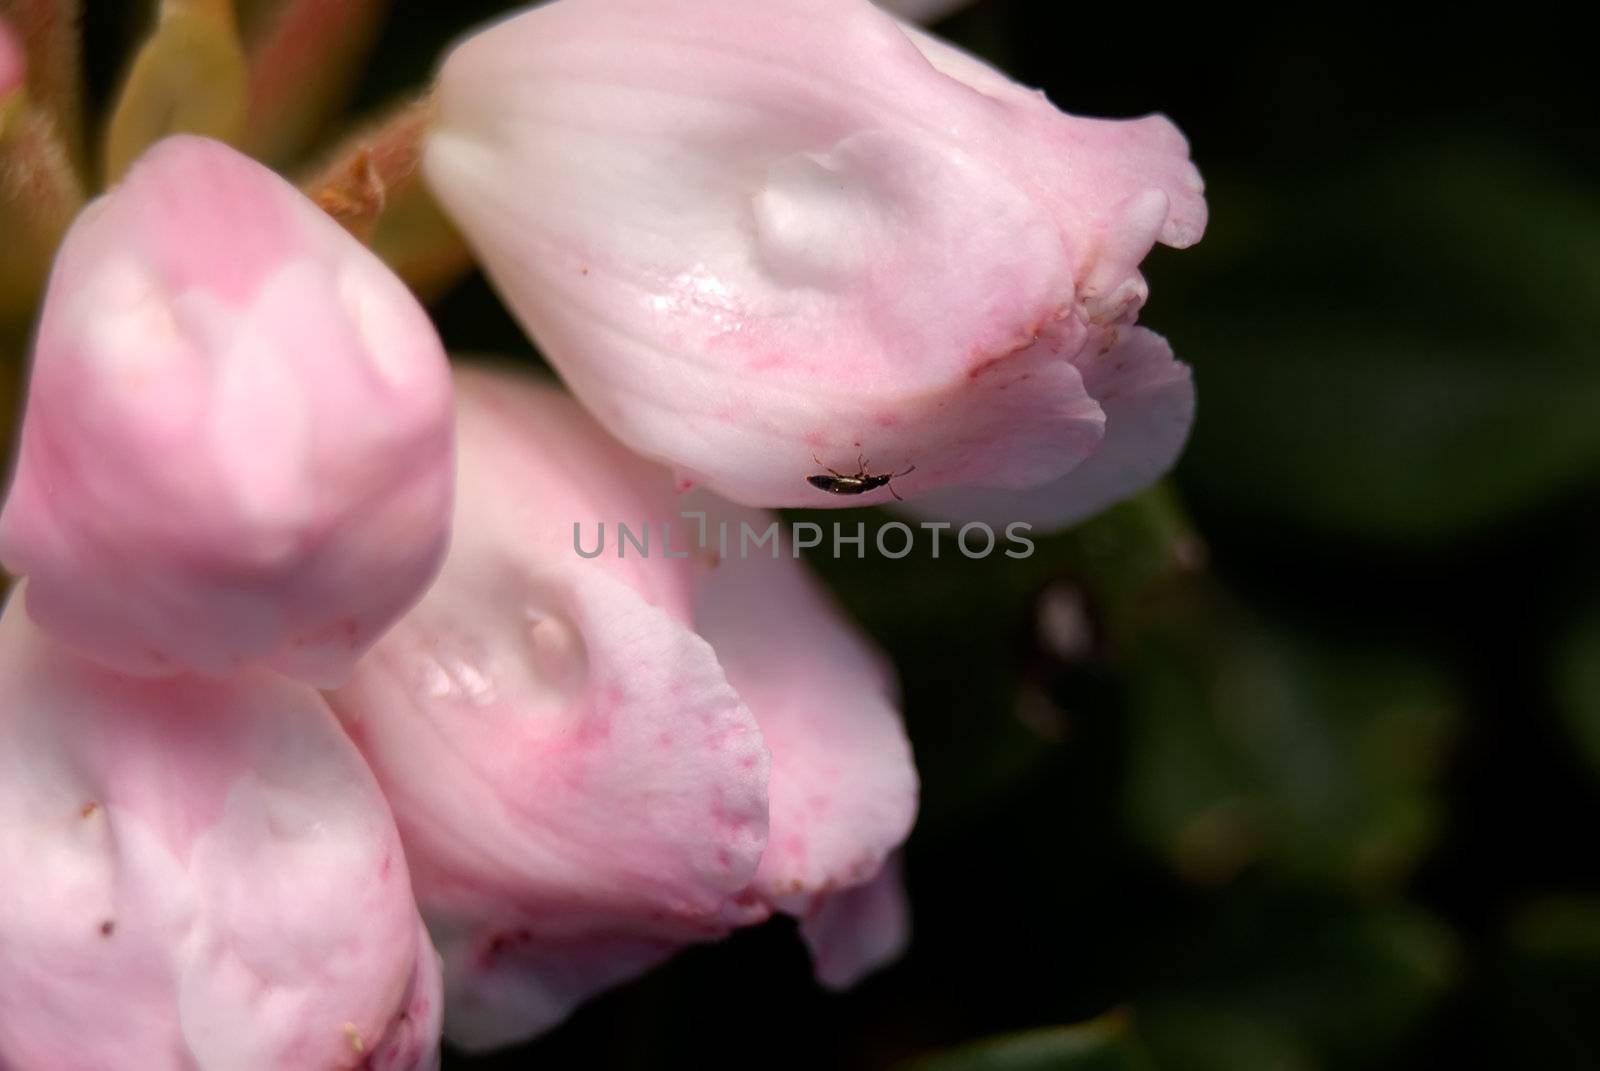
[62,1,1600,1067]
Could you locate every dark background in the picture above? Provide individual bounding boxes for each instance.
[73,2,1600,1067]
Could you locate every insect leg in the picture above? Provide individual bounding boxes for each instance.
[812,454,847,478]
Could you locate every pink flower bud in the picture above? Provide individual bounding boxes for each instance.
[327,366,916,1050]
[0,135,454,686]
[0,587,443,1070]
[423,0,1205,523]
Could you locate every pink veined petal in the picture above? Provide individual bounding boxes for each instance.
[904,327,1194,530]
[327,369,771,1052]
[0,586,440,1070]
[0,134,453,687]
[800,854,912,990]
[423,0,1205,509]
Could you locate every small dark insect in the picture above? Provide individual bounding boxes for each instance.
[807,455,916,501]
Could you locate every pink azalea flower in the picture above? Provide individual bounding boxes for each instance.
[0,135,455,687]
[327,365,918,1051]
[0,587,443,1070]
[423,0,1205,524]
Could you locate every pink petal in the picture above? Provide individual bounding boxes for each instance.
[367,923,446,1071]
[0,586,440,1070]
[0,135,454,687]
[800,855,912,990]
[902,27,1207,251]
[327,369,771,1051]
[424,0,1204,509]
[905,327,1194,529]
[689,498,918,915]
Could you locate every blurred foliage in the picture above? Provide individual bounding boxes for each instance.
[3,0,1595,1068]
[1494,896,1600,1065]
[101,0,248,183]
[1165,148,1600,546]
[1138,891,1458,1071]
[1124,596,1458,891]
[1555,607,1600,779]
[902,1014,1153,1071]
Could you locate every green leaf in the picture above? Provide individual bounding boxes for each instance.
[1141,895,1459,1071]
[102,0,247,183]
[1124,598,1458,889]
[1134,1008,1313,1071]
[902,1014,1153,1071]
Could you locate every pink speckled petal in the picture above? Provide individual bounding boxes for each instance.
[800,855,912,990]
[905,328,1193,530]
[424,0,1204,509]
[0,135,453,686]
[328,369,770,1051]
[0,587,440,1070]
[690,502,917,914]
[367,922,445,1071]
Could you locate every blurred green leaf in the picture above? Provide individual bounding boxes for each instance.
[103,0,247,183]
[1554,611,1600,778]
[902,1014,1153,1071]
[1124,596,1457,889]
[1508,895,1600,965]
[1482,895,1600,1066]
[1163,143,1600,545]
[1142,895,1458,1071]
[1135,1007,1313,1071]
